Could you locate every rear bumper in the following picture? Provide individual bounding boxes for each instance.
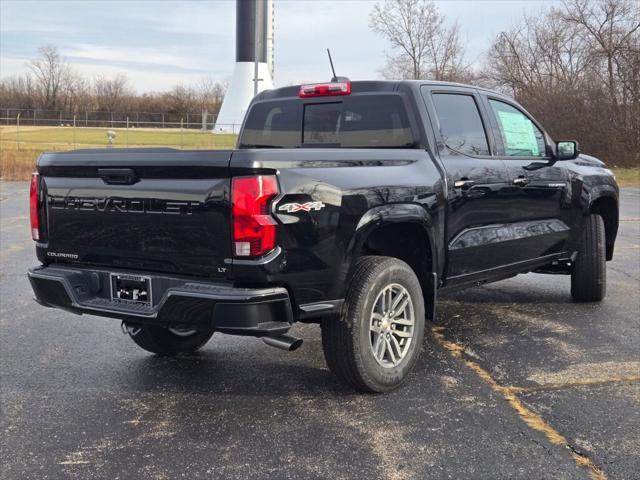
[28,265,294,336]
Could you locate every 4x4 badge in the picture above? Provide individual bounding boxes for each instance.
[278,201,325,213]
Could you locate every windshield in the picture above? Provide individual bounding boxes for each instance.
[239,94,416,149]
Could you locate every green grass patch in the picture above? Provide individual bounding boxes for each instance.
[1,126,237,149]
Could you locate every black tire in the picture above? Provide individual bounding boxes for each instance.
[125,324,215,356]
[321,256,425,393]
[571,214,606,302]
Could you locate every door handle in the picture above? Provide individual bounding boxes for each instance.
[453,179,475,189]
[513,177,530,187]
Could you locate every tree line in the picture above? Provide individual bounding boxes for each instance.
[0,45,227,117]
[370,0,639,167]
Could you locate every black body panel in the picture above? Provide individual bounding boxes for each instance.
[29,265,293,335]
[229,148,443,307]
[37,149,233,278]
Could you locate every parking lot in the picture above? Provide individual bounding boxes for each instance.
[1,180,638,480]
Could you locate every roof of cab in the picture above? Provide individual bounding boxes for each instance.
[257,79,510,101]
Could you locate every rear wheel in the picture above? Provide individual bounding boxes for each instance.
[571,214,606,302]
[321,256,425,393]
[125,324,215,356]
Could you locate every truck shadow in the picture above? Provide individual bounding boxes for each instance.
[117,325,447,398]
[120,328,356,397]
[440,276,576,305]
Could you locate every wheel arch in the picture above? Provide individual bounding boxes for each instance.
[589,194,618,260]
[346,204,438,320]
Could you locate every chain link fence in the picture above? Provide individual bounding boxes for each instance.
[0,107,241,132]
[0,109,240,154]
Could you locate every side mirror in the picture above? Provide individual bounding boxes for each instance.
[555,140,579,160]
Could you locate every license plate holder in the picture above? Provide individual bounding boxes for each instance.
[110,273,152,306]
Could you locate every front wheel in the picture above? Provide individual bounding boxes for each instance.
[571,214,606,302]
[321,256,425,393]
[125,324,215,356]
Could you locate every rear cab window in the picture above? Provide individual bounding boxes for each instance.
[240,94,416,149]
[239,100,302,148]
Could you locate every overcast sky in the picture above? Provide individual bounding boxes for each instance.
[0,0,560,92]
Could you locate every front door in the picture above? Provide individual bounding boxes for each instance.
[421,86,514,284]
[480,95,572,263]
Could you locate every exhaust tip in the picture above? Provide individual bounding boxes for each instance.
[288,337,303,351]
[262,334,303,351]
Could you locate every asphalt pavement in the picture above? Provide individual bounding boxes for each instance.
[1,181,638,480]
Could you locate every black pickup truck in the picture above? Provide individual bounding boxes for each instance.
[28,79,619,392]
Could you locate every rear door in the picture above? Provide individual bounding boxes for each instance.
[39,149,233,279]
[481,95,572,262]
[420,86,513,283]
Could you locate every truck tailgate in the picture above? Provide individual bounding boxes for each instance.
[37,149,233,278]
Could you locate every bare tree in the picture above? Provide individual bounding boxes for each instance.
[60,71,92,113]
[0,74,35,108]
[369,0,468,80]
[562,0,640,105]
[29,45,70,109]
[1,48,230,127]
[191,78,227,127]
[486,10,591,94]
[165,84,197,114]
[485,0,639,167]
[426,20,468,81]
[562,0,639,159]
[93,74,132,112]
[196,77,227,114]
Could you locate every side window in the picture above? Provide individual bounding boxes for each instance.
[489,99,546,157]
[431,93,490,156]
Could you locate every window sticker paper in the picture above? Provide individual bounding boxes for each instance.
[497,111,539,156]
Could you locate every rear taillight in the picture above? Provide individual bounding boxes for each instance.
[231,175,279,257]
[29,172,40,241]
[299,81,351,98]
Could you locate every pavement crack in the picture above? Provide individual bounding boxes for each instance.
[517,376,640,394]
[431,326,608,480]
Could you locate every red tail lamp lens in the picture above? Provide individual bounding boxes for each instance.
[231,175,279,257]
[30,172,40,241]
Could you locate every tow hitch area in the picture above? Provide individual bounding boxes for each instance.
[111,273,152,306]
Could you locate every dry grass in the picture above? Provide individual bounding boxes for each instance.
[613,167,640,187]
[0,148,45,180]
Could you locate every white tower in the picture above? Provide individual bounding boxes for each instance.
[214,0,274,133]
